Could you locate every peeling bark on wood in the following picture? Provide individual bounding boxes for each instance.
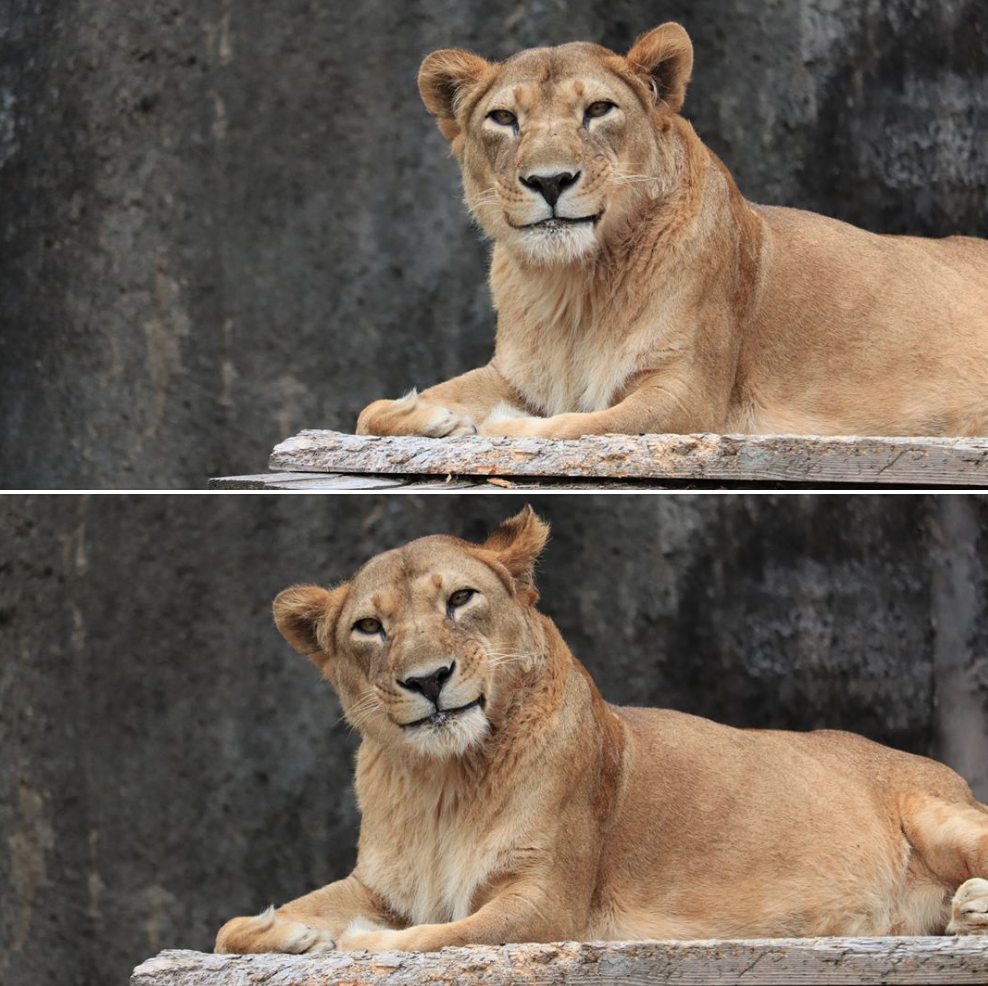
[132,938,988,986]
[267,431,988,487]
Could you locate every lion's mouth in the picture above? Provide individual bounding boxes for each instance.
[511,214,601,231]
[402,695,486,729]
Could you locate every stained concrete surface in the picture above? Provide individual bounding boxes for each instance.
[2,0,986,487]
[2,495,988,985]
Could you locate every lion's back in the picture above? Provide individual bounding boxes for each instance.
[614,704,978,808]
[736,204,988,435]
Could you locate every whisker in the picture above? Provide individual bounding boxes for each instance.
[341,691,383,728]
[485,651,534,669]
[471,186,501,203]
[611,170,662,187]
[344,706,386,734]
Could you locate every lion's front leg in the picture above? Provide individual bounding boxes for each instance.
[338,880,571,952]
[215,875,393,954]
[477,408,584,439]
[477,370,719,439]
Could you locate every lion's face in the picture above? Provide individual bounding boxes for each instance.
[419,25,694,266]
[274,508,550,761]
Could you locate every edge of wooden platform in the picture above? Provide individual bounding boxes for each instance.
[132,936,988,986]
[266,431,988,487]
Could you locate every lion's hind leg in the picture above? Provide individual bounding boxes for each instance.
[901,791,988,935]
[215,906,336,954]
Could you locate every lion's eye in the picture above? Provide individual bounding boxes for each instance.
[447,588,476,611]
[354,617,383,636]
[487,109,517,127]
[585,101,616,120]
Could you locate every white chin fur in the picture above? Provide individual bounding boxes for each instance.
[403,707,490,760]
[516,223,599,266]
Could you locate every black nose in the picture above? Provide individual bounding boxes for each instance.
[398,662,454,704]
[519,171,580,209]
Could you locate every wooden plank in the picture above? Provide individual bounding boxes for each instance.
[132,938,988,986]
[268,431,988,487]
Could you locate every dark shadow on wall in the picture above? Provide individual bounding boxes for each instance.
[800,0,988,237]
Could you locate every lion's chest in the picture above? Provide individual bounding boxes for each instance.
[495,288,671,417]
[501,325,638,415]
[360,797,502,927]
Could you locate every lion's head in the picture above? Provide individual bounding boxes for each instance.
[418,23,693,266]
[274,507,550,760]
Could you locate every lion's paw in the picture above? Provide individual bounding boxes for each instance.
[215,906,337,954]
[356,390,476,438]
[947,878,988,935]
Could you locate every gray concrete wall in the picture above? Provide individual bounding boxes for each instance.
[2,494,988,985]
[2,0,986,488]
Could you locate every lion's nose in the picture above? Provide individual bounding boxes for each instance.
[519,171,580,209]
[397,661,455,704]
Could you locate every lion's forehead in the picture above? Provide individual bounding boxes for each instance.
[482,45,635,107]
[346,538,497,612]
[499,41,617,75]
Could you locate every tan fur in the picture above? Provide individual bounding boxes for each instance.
[356,24,988,441]
[215,508,988,954]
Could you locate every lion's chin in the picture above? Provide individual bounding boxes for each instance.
[511,222,600,267]
[402,705,490,761]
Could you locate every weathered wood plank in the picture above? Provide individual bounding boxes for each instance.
[268,431,988,487]
[132,938,988,986]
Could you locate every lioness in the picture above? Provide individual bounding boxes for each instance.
[356,24,988,441]
[216,507,988,953]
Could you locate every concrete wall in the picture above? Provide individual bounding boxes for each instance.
[2,0,986,487]
[3,494,988,985]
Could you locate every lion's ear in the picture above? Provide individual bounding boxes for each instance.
[418,48,492,141]
[625,23,693,114]
[481,505,550,604]
[273,584,347,668]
